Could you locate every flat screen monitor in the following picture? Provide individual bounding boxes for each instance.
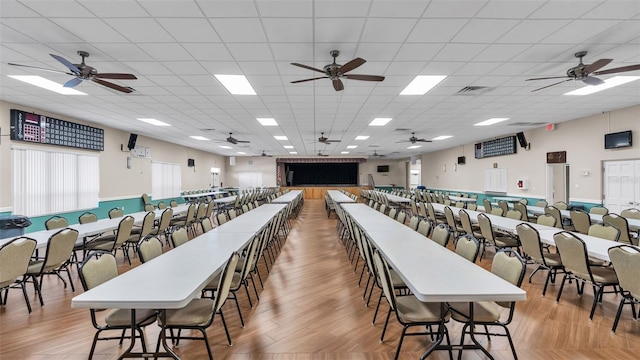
[604,130,632,149]
[377,165,389,173]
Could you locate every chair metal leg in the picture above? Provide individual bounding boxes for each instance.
[381,307,392,342]
[612,297,626,333]
[219,311,233,346]
[20,281,32,313]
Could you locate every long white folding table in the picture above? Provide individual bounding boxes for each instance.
[327,190,356,203]
[375,190,411,204]
[342,203,526,359]
[526,205,640,231]
[271,190,303,204]
[71,203,286,359]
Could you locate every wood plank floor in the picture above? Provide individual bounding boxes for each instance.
[1,199,640,359]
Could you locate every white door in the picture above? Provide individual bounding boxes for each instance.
[603,160,640,213]
[546,164,569,204]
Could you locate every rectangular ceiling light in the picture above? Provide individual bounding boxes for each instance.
[369,118,392,126]
[407,145,422,149]
[400,75,447,95]
[564,76,640,95]
[474,118,509,126]
[137,118,170,126]
[274,135,288,140]
[190,135,210,141]
[346,145,358,149]
[432,135,452,141]
[257,117,278,126]
[236,151,246,155]
[289,151,297,154]
[341,151,350,154]
[219,145,232,149]
[283,145,294,149]
[214,74,256,95]
[8,75,87,95]
[355,135,369,140]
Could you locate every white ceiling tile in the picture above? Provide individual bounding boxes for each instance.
[0,0,41,17]
[51,18,129,43]
[528,1,602,19]
[315,18,366,43]
[354,43,402,61]
[395,43,445,61]
[182,43,234,61]
[18,0,95,17]
[314,1,371,17]
[239,61,280,75]
[423,1,490,18]
[269,43,314,61]
[455,19,521,43]
[138,1,205,17]
[2,18,83,43]
[198,1,258,17]
[360,18,417,43]
[156,18,220,43]
[406,19,469,43]
[262,18,313,43]
[433,44,489,62]
[0,24,39,44]
[92,43,155,61]
[137,43,194,61]
[473,44,531,62]
[163,61,209,75]
[200,61,242,74]
[79,1,149,17]
[226,43,273,61]
[496,20,567,43]
[543,20,622,44]
[211,18,267,42]
[581,1,640,19]
[257,1,312,17]
[368,1,429,17]
[104,18,174,42]
[475,1,544,18]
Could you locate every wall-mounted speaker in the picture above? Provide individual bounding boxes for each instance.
[457,156,466,165]
[516,131,528,149]
[127,133,138,150]
[187,158,195,167]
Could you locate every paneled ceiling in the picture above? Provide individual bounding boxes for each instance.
[1,0,639,158]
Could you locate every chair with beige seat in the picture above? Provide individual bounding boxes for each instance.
[535,200,548,208]
[608,245,640,333]
[448,249,526,360]
[84,216,135,263]
[0,237,37,313]
[125,211,155,263]
[553,201,569,210]
[407,215,420,231]
[536,214,557,228]
[590,206,609,215]
[79,252,157,359]
[497,201,509,217]
[621,208,640,238]
[25,228,79,306]
[506,209,523,221]
[513,202,530,222]
[108,207,123,219]
[490,207,504,217]
[570,209,591,234]
[455,235,480,263]
[426,202,445,224]
[170,228,189,248]
[416,219,432,238]
[516,223,563,296]
[604,213,636,245]
[443,206,464,239]
[137,236,164,264]
[477,213,520,260]
[544,206,564,229]
[201,218,214,233]
[430,223,451,248]
[148,207,173,246]
[554,231,619,319]
[588,223,620,242]
[158,252,239,359]
[44,215,68,230]
[483,198,492,213]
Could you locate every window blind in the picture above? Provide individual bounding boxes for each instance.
[12,147,99,216]
[151,162,181,200]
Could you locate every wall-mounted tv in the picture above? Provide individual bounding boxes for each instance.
[604,130,632,149]
[377,165,389,173]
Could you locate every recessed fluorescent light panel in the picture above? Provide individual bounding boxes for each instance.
[257,118,278,126]
[407,145,421,149]
[474,118,509,126]
[8,75,87,95]
[369,118,392,126]
[289,151,297,154]
[564,76,640,95]
[214,74,256,95]
[137,118,170,126]
[283,145,294,149]
[432,135,452,141]
[237,151,246,155]
[355,136,369,140]
[219,145,232,149]
[274,135,288,141]
[190,136,210,141]
[400,75,447,95]
[341,151,349,154]
[346,145,358,149]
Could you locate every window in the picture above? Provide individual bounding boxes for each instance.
[12,147,99,216]
[151,162,181,200]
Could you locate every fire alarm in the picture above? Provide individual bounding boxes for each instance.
[546,123,555,131]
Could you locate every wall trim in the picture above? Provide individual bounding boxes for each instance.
[569,197,602,204]
[100,195,142,202]
[0,207,13,212]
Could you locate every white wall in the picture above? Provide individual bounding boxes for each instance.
[420,104,640,204]
[224,156,277,188]
[359,159,409,187]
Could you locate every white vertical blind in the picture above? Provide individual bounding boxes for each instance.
[151,162,181,200]
[12,147,100,216]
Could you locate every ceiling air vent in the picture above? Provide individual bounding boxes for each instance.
[394,128,411,132]
[456,86,492,95]
[369,145,380,148]
[508,122,546,127]
[200,128,216,131]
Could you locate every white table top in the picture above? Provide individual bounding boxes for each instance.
[183,190,227,199]
[271,190,303,204]
[448,196,476,203]
[526,206,640,230]
[213,195,237,204]
[493,197,522,203]
[327,190,356,203]
[215,204,286,233]
[342,204,526,303]
[341,203,402,230]
[374,191,411,203]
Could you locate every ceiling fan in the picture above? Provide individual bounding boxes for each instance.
[396,132,432,144]
[291,50,385,91]
[318,132,341,145]
[259,150,273,157]
[526,51,640,92]
[371,150,386,158]
[317,151,329,157]
[8,51,137,93]
[226,133,250,145]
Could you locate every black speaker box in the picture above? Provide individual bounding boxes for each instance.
[516,132,528,148]
[127,133,138,150]
[188,158,195,167]
[457,156,466,165]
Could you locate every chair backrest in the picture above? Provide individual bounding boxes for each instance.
[0,237,37,287]
[79,253,118,291]
[138,211,156,239]
[407,216,420,231]
[506,209,522,220]
[458,209,474,234]
[108,207,123,219]
[513,202,529,222]
[553,201,568,210]
[588,223,620,242]
[483,198,492,212]
[608,245,640,300]
[170,200,178,207]
[141,193,151,205]
[491,250,526,308]
[516,223,546,264]
[372,249,396,311]
[157,201,167,209]
[455,235,479,263]
[78,212,97,224]
[570,209,591,234]
[498,201,509,216]
[113,216,135,248]
[138,236,163,263]
[171,228,189,247]
[444,206,457,230]
[388,208,397,220]
[195,202,207,219]
[603,213,632,244]
[621,208,640,220]
[417,219,432,237]
[396,211,406,224]
[535,200,548,208]
[536,214,557,227]
[45,216,68,230]
[431,223,450,247]
[214,251,241,313]
[426,202,437,223]
[156,208,174,234]
[455,201,465,208]
[490,207,504,217]
[477,213,496,246]
[205,201,216,218]
[544,206,563,229]
[379,204,387,214]
[144,204,155,212]
[467,203,478,211]
[201,218,214,233]
[216,212,228,225]
[41,228,79,273]
[554,231,592,280]
[519,198,528,205]
[589,206,608,215]
[229,209,238,219]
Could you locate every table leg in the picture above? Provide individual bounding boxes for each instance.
[118,309,180,359]
[466,303,495,360]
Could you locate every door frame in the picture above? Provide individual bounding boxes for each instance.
[546,163,570,205]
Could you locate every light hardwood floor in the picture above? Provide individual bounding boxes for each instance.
[1,199,640,359]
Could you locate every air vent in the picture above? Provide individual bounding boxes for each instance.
[200,128,216,131]
[508,122,546,127]
[394,128,411,132]
[369,145,380,148]
[456,86,492,95]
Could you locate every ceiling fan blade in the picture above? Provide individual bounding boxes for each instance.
[525,76,572,81]
[291,76,328,84]
[416,139,432,142]
[291,63,326,74]
[8,63,73,75]
[50,54,81,74]
[338,58,365,74]
[92,78,134,93]
[236,140,250,143]
[345,74,385,81]
[95,73,137,80]
[332,79,344,91]
[64,77,83,88]
[582,76,604,86]
[583,58,613,74]
[531,78,573,92]
[593,64,640,75]
[327,139,341,142]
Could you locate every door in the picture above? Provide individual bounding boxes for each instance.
[547,164,569,204]
[603,160,640,213]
